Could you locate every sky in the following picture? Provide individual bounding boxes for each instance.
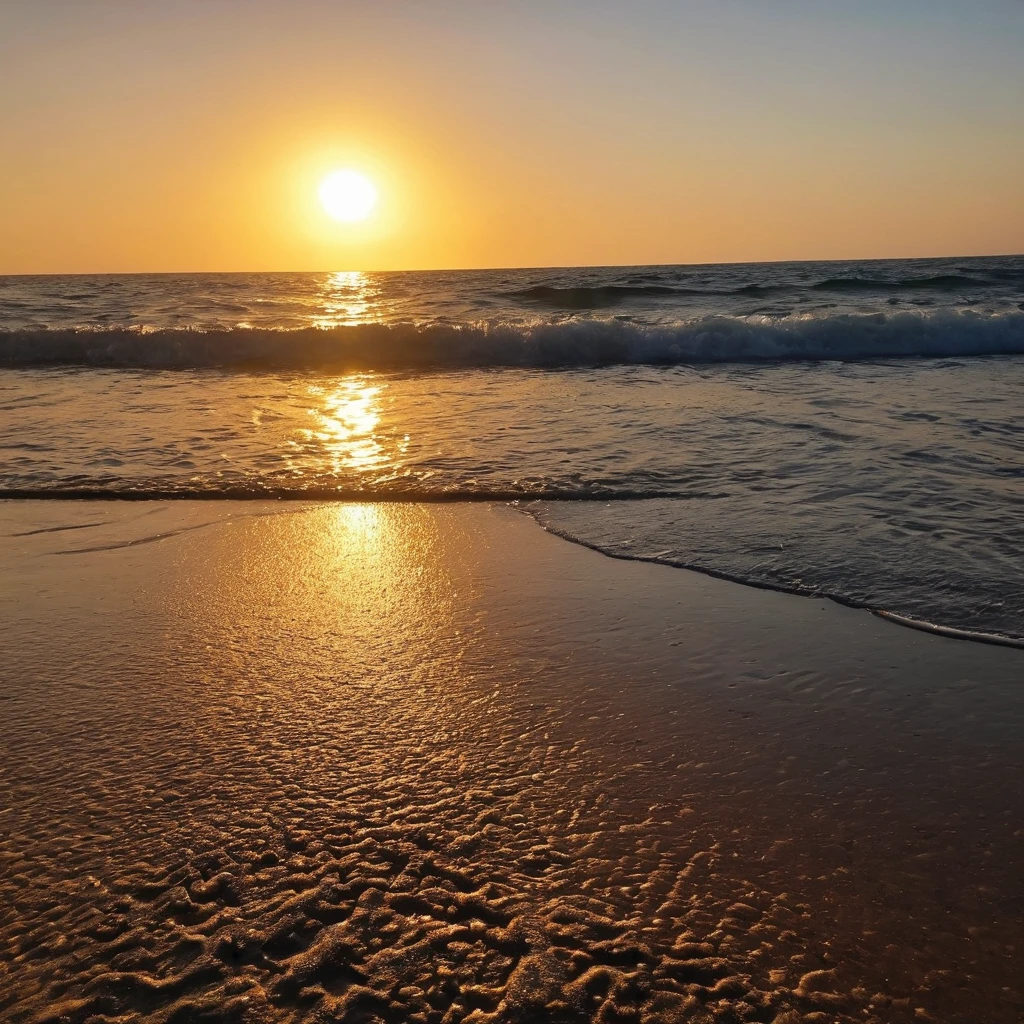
[1,0,1022,273]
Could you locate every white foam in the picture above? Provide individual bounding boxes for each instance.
[2,310,1022,370]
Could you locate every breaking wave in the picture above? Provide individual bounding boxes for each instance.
[2,311,1023,371]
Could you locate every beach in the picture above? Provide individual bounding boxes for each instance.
[5,0,1024,1018]
[2,499,1021,1023]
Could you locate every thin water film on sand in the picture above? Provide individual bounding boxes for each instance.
[2,502,1022,1023]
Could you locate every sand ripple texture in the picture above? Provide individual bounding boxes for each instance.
[1,503,1022,1024]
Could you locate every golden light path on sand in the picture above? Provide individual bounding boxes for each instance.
[1,502,1023,1023]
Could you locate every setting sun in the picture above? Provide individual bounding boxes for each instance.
[3,4,1024,1024]
[318,169,378,223]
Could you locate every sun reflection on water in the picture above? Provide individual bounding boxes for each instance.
[304,376,402,478]
[313,271,381,327]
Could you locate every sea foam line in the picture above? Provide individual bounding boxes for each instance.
[516,507,1024,650]
[5,484,1021,648]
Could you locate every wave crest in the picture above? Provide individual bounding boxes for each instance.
[2,311,1023,371]
[510,284,686,306]
[810,274,986,292]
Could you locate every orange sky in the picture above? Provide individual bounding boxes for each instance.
[1,1,1022,273]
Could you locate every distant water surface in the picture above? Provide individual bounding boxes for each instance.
[1,256,1022,640]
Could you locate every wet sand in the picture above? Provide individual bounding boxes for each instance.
[1,501,1022,1024]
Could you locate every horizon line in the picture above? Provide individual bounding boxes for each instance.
[2,249,1022,279]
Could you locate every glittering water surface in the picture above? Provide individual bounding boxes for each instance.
[1,258,1022,639]
[3,258,1023,335]
[1,258,1023,368]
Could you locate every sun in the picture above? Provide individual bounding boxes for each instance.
[319,170,378,223]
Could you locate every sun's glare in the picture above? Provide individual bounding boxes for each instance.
[319,170,378,223]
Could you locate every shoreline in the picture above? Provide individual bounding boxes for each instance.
[2,493,1021,650]
[519,508,1024,651]
[2,500,1022,1023]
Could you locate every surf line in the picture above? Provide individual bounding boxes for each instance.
[515,506,1024,652]
[871,609,1024,651]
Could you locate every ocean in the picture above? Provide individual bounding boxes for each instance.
[1,255,1022,642]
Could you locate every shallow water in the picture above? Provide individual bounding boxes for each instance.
[1,258,1022,639]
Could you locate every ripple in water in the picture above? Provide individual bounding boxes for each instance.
[1,257,1022,641]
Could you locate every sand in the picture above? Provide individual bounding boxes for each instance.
[1,500,1022,1024]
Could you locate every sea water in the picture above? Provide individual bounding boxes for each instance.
[1,256,1022,639]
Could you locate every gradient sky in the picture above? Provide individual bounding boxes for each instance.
[1,0,1022,273]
